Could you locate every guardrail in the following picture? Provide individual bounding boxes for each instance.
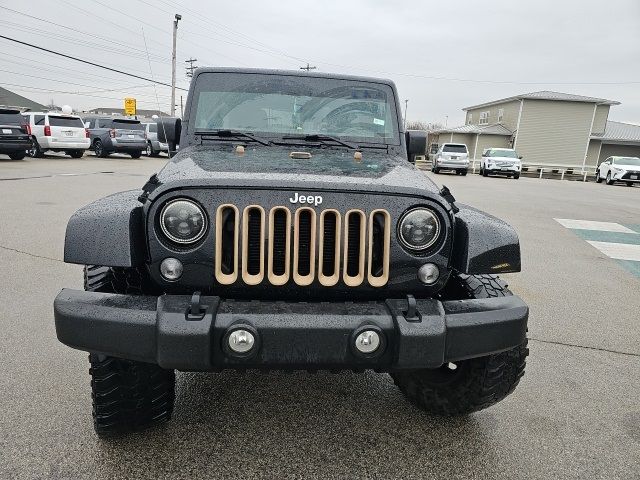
[416,157,595,182]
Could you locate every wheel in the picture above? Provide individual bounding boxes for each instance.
[627,182,634,187]
[460,170,467,176]
[605,172,614,185]
[28,139,44,158]
[84,266,173,437]
[391,274,528,416]
[595,170,602,183]
[513,173,520,179]
[130,151,142,159]
[482,168,488,177]
[478,166,483,175]
[93,139,108,158]
[8,151,26,160]
[67,150,84,158]
[146,141,158,157]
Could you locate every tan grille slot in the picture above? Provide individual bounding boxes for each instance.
[267,207,291,286]
[241,205,265,285]
[318,209,341,286]
[343,209,366,287]
[215,204,239,285]
[367,209,391,287]
[215,204,390,288]
[293,207,316,286]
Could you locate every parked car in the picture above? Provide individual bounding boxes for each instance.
[432,143,469,175]
[84,116,146,158]
[480,148,522,179]
[595,156,640,186]
[143,122,168,157]
[22,112,90,158]
[54,67,528,437]
[0,108,31,160]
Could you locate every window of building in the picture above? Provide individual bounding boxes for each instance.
[479,111,489,125]
[467,113,472,124]
[498,108,504,122]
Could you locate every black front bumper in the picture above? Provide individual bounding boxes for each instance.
[54,290,528,371]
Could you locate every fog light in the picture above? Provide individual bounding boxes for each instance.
[355,330,380,354]
[228,329,255,354]
[160,257,183,281]
[418,263,439,285]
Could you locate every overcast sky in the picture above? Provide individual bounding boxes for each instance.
[1,0,639,125]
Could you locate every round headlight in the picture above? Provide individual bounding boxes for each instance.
[398,208,440,251]
[160,199,207,244]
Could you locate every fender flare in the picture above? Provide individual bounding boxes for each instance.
[63,190,146,267]
[451,204,521,274]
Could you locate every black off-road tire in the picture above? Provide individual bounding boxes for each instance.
[84,265,174,437]
[392,274,528,416]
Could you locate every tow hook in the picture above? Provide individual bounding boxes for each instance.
[186,291,206,320]
[403,295,422,322]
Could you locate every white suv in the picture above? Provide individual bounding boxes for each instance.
[22,112,90,158]
[480,148,522,179]
[596,156,640,186]
[432,143,469,175]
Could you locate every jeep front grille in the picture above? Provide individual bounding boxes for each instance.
[215,205,390,287]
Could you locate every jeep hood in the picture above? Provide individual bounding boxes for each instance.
[153,145,440,196]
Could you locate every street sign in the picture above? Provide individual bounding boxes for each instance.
[124,97,137,116]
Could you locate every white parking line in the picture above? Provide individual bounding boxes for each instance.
[586,241,640,261]
[554,219,637,234]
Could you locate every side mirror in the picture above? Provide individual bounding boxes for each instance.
[405,130,427,161]
[156,117,182,156]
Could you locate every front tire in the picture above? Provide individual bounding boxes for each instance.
[513,172,520,179]
[460,169,467,176]
[392,274,528,416]
[84,265,173,437]
[482,168,489,177]
[605,172,614,185]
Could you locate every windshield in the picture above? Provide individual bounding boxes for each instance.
[113,120,144,131]
[191,72,399,144]
[49,116,84,128]
[443,144,467,153]
[617,157,640,166]
[489,149,518,158]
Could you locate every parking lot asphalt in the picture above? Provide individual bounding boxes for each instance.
[1,154,638,480]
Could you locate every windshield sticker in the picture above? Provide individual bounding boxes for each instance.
[373,118,385,126]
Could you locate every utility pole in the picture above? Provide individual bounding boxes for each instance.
[185,58,198,78]
[171,13,181,116]
[403,99,408,131]
[300,63,317,72]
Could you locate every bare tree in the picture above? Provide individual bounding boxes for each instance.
[406,120,444,132]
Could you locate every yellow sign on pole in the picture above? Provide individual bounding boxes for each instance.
[124,97,137,116]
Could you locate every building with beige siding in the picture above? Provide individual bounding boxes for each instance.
[432,91,640,170]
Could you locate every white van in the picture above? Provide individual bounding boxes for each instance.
[432,143,469,175]
[22,112,91,158]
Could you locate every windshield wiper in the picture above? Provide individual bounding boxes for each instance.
[194,129,271,146]
[280,134,358,150]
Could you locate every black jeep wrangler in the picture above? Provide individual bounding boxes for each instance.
[54,68,528,436]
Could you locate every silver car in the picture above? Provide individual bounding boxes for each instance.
[144,122,168,157]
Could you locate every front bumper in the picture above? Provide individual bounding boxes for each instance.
[54,289,528,371]
[615,171,640,182]
[486,165,520,173]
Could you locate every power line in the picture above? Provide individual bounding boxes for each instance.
[0,35,188,91]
